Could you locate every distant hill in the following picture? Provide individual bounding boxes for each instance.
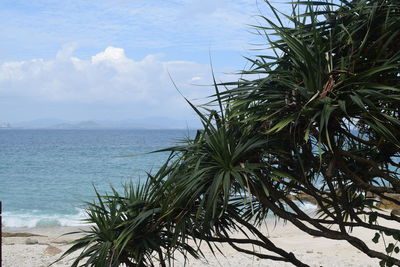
[0,122,12,128]
[97,117,199,129]
[12,117,201,130]
[13,118,67,128]
[50,121,102,129]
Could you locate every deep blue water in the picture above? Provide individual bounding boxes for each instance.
[0,129,194,227]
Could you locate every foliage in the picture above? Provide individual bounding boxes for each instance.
[56,179,198,267]
[61,0,400,266]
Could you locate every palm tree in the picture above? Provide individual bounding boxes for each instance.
[62,0,400,266]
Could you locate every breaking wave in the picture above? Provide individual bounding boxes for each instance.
[2,208,87,228]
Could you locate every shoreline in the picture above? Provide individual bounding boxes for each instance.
[2,220,382,266]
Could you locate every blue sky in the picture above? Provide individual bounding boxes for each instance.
[0,0,281,125]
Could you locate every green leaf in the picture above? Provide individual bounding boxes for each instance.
[372,233,380,244]
[338,100,349,117]
[386,243,395,254]
[349,94,366,111]
[393,232,400,241]
[384,231,393,237]
[304,123,311,141]
[369,212,378,224]
[267,115,296,133]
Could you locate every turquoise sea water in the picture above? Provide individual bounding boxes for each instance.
[0,129,194,227]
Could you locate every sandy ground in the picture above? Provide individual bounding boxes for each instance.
[2,219,390,267]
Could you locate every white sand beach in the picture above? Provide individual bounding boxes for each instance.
[2,219,388,267]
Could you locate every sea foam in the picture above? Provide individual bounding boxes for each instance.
[2,208,87,228]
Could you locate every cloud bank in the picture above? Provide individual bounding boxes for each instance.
[1,45,209,102]
[0,46,217,121]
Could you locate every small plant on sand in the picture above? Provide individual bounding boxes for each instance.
[56,179,198,267]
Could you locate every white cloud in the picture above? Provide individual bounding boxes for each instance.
[91,47,127,64]
[0,46,213,111]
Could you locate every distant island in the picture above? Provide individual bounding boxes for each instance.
[4,117,201,130]
[0,122,12,128]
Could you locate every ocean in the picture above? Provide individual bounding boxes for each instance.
[0,129,195,228]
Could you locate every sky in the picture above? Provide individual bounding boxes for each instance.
[0,0,281,125]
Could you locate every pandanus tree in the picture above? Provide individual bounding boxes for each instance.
[61,0,400,266]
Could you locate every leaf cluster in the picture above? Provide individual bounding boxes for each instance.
[61,0,400,266]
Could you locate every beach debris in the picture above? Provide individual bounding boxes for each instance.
[286,193,318,205]
[306,250,314,253]
[391,209,400,217]
[25,237,39,244]
[43,245,62,256]
[51,238,72,244]
[3,232,43,237]
[376,193,400,210]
